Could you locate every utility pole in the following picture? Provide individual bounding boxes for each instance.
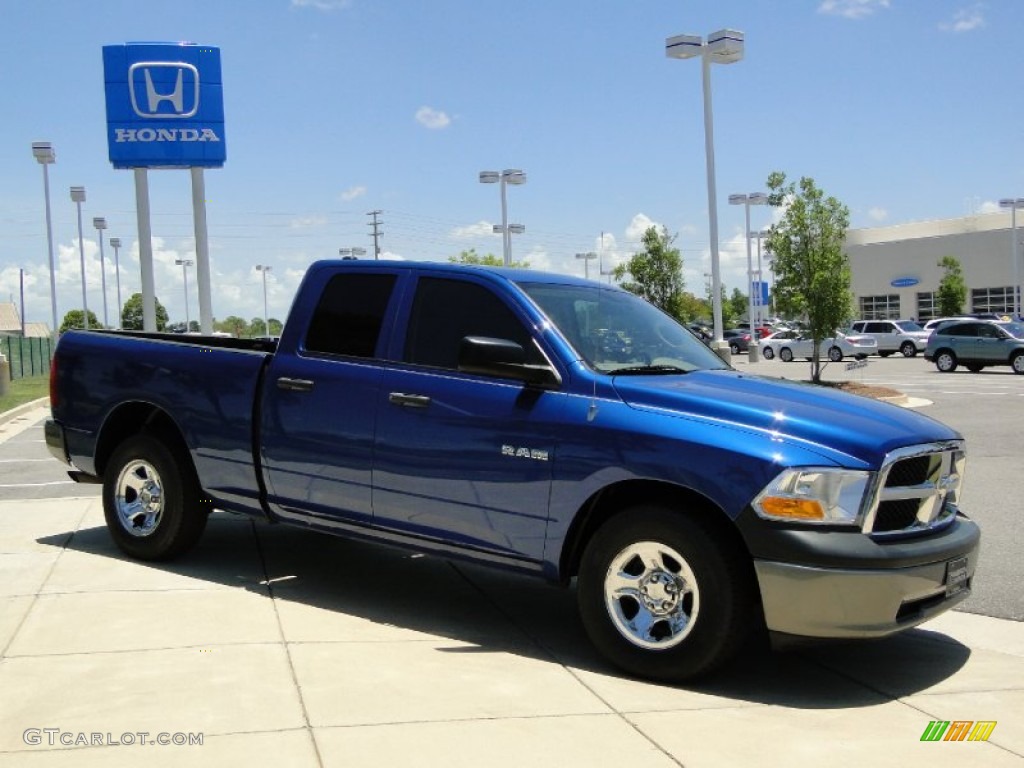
[367,210,383,260]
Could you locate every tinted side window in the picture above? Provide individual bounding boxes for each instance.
[867,322,891,333]
[405,278,538,369]
[304,273,397,357]
[945,323,976,337]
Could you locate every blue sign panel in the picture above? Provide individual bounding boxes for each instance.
[103,43,226,169]
[891,277,920,288]
[751,280,770,306]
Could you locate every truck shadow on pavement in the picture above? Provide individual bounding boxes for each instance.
[37,511,972,707]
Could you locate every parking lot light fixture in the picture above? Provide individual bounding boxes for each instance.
[729,192,768,362]
[109,237,123,328]
[339,247,367,260]
[575,252,597,280]
[70,186,89,330]
[32,142,59,337]
[480,169,527,265]
[255,264,272,336]
[666,29,744,359]
[999,198,1024,319]
[175,259,194,331]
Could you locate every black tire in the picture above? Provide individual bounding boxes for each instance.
[1012,352,1024,375]
[577,506,756,682]
[900,341,917,358]
[779,347,794,362]
[761,346,774,360]
[879,351,893,358]
[730,343,740,355]
[827,346,843,362]
[935,350,958,373]
[102,435,207,561]
[966,364,984,373]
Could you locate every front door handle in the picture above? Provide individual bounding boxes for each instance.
[277,377,315,392]
[388,392,431,408]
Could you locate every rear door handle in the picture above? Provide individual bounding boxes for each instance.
[389,392,431,408]
[277,377,315,392]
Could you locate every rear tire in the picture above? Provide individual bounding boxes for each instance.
[900,341,917,358]
[828,346,843,362]
[577,506,756,682]
[761,346,774,360]
[780,348,794,362]
[102,435,207,561]
[1012,352,1024,375]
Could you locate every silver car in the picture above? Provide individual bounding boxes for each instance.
[766,331,878,363]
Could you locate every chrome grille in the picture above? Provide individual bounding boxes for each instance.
[862,441,965,536]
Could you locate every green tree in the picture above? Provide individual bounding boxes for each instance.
[449,248,530,268]
[766,172,852,383]
[937,256,967,317]
[677,292,709,323]
[121,293,169,331]
[59,309,101,334]
[250,317,267,337]
[612,226,685,318]
[215,316,249,337]
[727,287,748,327]
[268,318,284,337]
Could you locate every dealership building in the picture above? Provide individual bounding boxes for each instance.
[844,211,1021,322]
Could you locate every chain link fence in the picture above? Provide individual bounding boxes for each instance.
[1,336,54,380]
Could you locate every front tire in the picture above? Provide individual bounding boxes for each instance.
[900,341,917,358]
[1012,352,1024,375]
[779,347,794,362]
[102,435,207,561]
[761,346,774,360]
[935,350,958,373]
[577,506,756,682]
[828,346,843,362]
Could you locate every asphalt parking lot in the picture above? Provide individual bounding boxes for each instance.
[1,364,1022,766]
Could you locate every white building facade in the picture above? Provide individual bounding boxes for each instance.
[844,212,1021,321]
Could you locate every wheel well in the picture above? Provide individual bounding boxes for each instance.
[559,480,752,584]
[94,402,191,478]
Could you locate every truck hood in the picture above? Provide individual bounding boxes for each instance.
[611,369,959,467]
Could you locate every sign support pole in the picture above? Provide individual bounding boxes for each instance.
[191,167,214,334]
[134,167,157,332]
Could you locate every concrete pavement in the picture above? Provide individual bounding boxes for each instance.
[0,406,1022,766]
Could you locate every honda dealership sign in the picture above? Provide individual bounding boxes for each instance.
[102,42,226,168]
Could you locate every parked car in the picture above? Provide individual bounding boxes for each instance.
[922,317,972,333]
[723,328,750,354]
[849,319,930,357]
[767,331,878,363]
[924,319,1024,373]
[759,329,802,359]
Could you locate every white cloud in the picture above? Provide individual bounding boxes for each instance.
[415,106,452,130]
[868,207,889,222]
[340,186,366,202]
[818,0,890,20]
[450,220,498,239]
[625,213,661,242]
[290,0,352,11]
[978,200,1001,214]
[940,5,985,33]
[289,215,328,229]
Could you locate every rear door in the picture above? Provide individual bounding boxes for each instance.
[372,273,563,562]
[260,269,400,524]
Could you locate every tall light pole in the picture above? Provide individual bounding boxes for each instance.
[999,198,1024,319]
[109,237,124,329]
[666,29,744,360]
[93,217,109,328]
[729,192,768,361]
[69,186,89,330]
[479,169,526,265]
[749,228,769,325]
[175,258,194,331]
[32,142,59,337]
[255,264,271,336]
[575,251,597,280]
[339,247,367,260]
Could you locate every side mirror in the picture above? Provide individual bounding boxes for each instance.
[458,336,560,388]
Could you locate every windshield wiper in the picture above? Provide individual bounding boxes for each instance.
[610,365,690,375]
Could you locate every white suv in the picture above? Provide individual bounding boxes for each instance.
[849,319,931,357]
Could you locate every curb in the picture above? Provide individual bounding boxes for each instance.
[0,396,50,426]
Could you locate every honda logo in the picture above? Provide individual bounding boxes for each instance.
[129,62,199,118]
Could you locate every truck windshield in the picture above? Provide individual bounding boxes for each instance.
[517,281,729,374]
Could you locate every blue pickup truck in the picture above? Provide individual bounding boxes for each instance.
[46,260,980,682]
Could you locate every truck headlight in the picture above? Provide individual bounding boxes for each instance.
[752,468,870,525]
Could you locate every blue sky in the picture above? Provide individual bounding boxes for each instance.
[2,0,1021,327]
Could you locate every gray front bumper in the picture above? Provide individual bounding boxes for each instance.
[755,543,979,638]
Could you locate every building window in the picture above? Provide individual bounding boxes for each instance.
[859,294,900,320]
[916,292,937,321]
[971,286,1016,315]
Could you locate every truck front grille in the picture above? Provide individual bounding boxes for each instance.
[863,442,965,536]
